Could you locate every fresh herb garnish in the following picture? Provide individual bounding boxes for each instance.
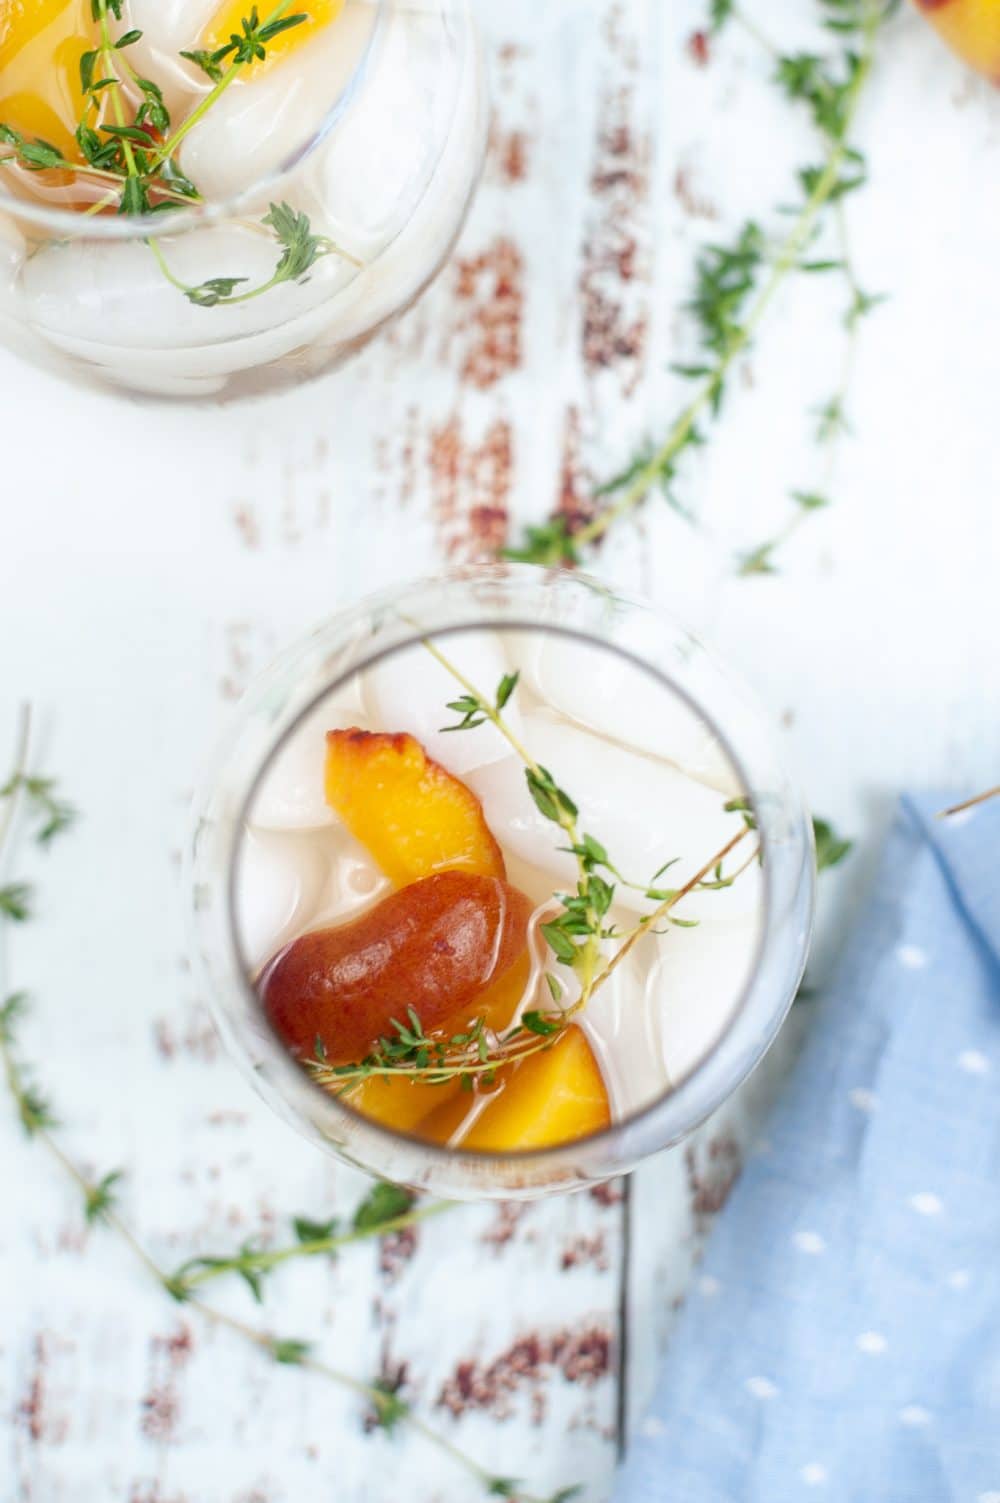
[503,0,895,576]
[0,715,568,1503]
[813,816,853,871]
[148,200,356,308]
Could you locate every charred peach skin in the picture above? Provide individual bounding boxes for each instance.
[912,0,1000,80]
[260,871,532,1064]
[419,1027,610,1152]
[325,729,505,887]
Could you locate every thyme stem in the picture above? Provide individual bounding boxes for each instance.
[150,0,299,170]
[80,1,144,218]
[176,1200,453,1293]
[575,17,875,554]
[0,154,195,203]
[589,827,752,998]
[420,634,603,998]
[0,719,560,1503]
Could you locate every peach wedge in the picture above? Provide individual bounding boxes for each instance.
[325,729,505,886]
[912,0,1000,80]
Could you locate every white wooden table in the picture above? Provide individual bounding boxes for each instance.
[2,3,999,1499]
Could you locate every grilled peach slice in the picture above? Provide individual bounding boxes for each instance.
[324,729,505,888]
[348,1073,463,1136]
[260,871,532,1063]
[343,952,532,1138]
[419,1026,610,1151]
[912,0,1000,79]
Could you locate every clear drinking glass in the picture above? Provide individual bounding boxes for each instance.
[189,565,815,1199]
[0,0,485,399]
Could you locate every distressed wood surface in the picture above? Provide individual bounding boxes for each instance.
[2,2,1000,1500]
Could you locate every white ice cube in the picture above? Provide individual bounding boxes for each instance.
[579,948,669,1120]
[302,8,446,250]
[19,227,350,354]
[362,632,522,777]
[179,5,378,205]
[466,711,752,916]
[116,0,218,105]
[311,826,393,929]
[519,634,739,795]
[251,680,367,830]
[0,214,25,310]
[643,915,758,1084]
[235,827,329,969]
[580,912,758,1117]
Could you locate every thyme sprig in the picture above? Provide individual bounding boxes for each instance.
[314,818,757,1096]
[504,0,894,573]
[0,127,197,207]
[311,642,759,1096]
[425,641,612,1002]
[165,1182,452,1301]
[313,1005,577,1092]
[148,200,356,308]
[813,816,853,871]
[0,712,571,1503]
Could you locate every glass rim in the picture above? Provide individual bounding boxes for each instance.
[220,587,813,1175]
[0,0,387,240]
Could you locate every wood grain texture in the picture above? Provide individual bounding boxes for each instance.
[2,1,1000,1499]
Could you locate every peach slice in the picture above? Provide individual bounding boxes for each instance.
[342,952,531,1139]
[419,1027,610,1152]
[260,870,532,1064]
[325,729,505,887]
[348,1073,463,1136]
[912,0,1000,80]
[0,0,95,161]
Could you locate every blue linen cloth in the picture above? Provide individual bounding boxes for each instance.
[615,794,1000,1503]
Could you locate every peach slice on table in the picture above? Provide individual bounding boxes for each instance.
[419,1026,611,1152]
[911,0,1000,80]
[324,729,505,887]
[260,870,533,1064]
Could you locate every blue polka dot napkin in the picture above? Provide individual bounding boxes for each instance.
[615,794,1000,1503]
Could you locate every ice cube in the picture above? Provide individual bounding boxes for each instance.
[179,5,378,204]
[0,215,25,309]
[19,227,350,355]
[466,711,753,916]
[362,631,522,777]
[251,680,367,830]
[311,827,393,928]
[235,827,329,969]
[519,633,739,795]
[118,0,219,113]
[642,915,758,1084]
